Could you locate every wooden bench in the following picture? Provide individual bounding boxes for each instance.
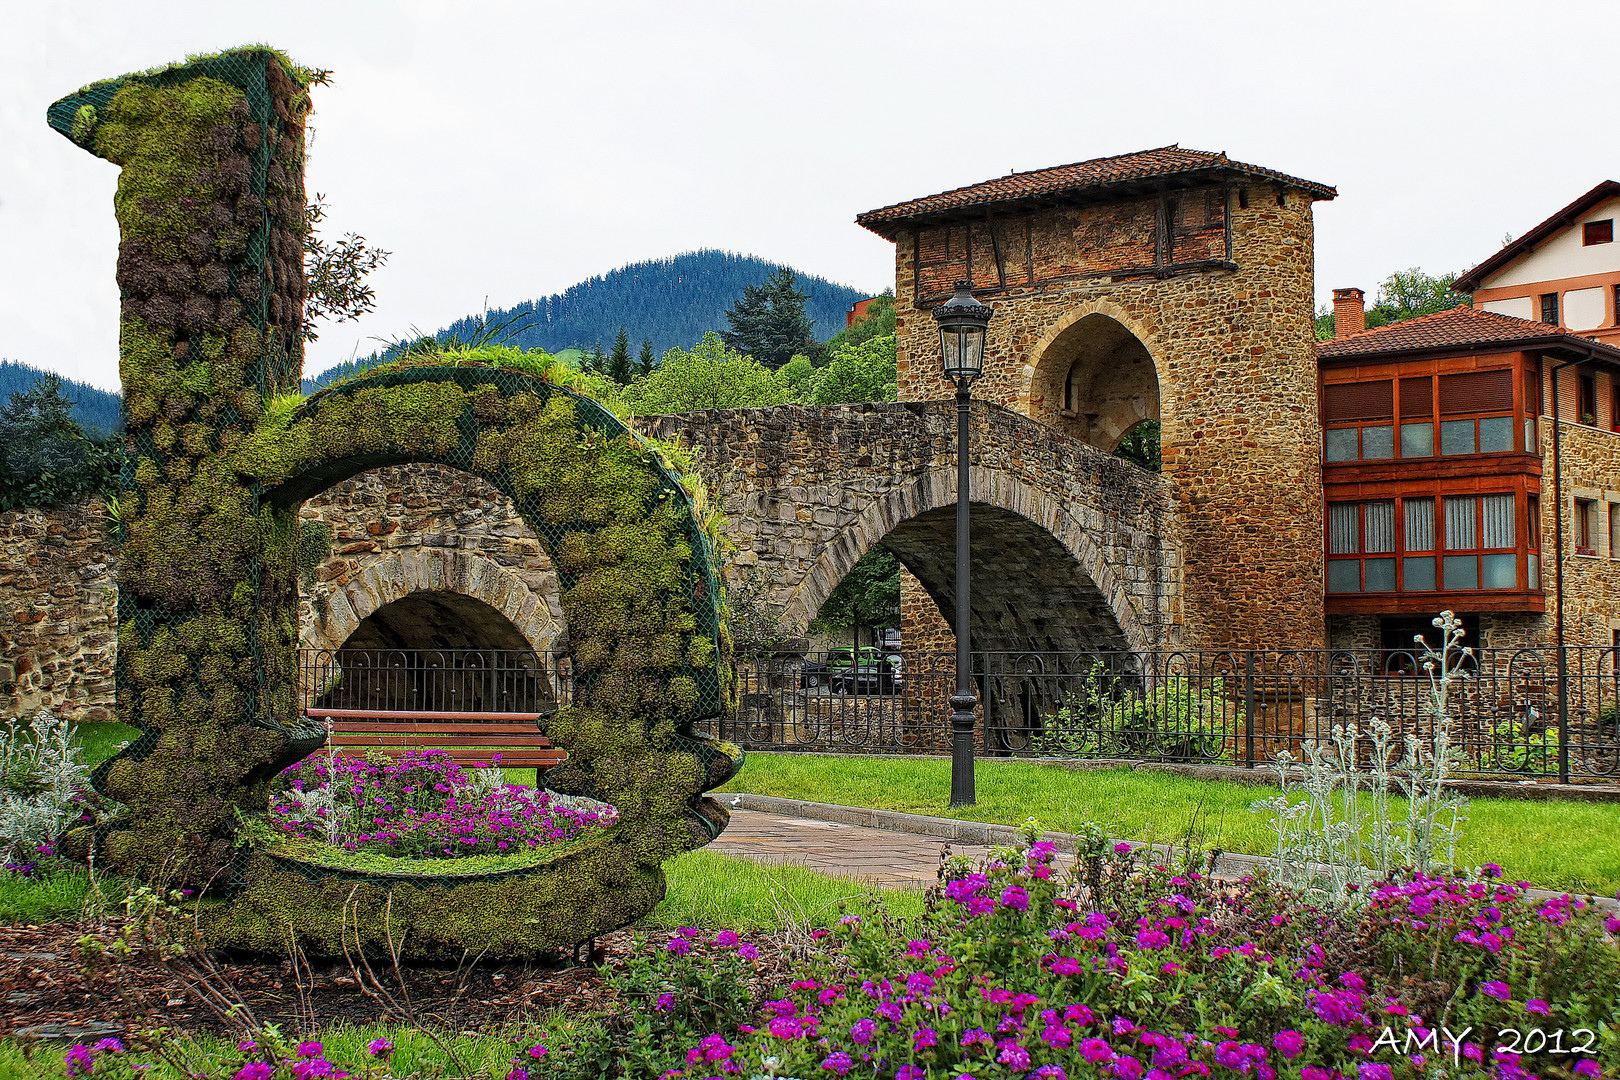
[302,709,567,770]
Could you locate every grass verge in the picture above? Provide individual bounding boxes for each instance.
[720,752,1620,896]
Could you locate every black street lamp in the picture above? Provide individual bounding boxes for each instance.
[933,281,993,807]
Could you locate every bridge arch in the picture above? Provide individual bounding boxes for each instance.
[786,466,1145,654]
[1022,303,1163,456]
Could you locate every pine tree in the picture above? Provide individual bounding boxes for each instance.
[721,268,818,370]
[607,327,633,384]
[637,337,656,377]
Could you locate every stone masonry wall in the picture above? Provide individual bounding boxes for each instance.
[636,400,1177,656]
[891,180,1325,651]
[1,503,118,722]
[296,463,566,657]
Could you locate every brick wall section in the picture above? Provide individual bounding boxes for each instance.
[892,181,1325,651]
[1,503,117,721]
[635,400,1177,654]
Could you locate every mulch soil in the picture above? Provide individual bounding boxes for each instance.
[0,919,800,1045]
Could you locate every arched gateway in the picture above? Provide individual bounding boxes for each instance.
[860,146,1336,651]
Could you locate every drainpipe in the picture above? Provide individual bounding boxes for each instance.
[1548,348,1600,782]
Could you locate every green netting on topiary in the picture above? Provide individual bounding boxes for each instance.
[261,364,728,722]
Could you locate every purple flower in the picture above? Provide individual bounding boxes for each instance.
[1574,1061,1602,1078]
[234,1067,274,1080]
[1357,1065,1393,1080]
[367,1039,393,1058]
[1480,980,1511,1001]
[92,1039,123,1055]
[1080,1037,1115,1063]
[851,1018,876,1045]
[655,992,676,1012]
[1524,999,1550,1015]
[914,1026,938,1050]
[1273,1030,1304,1060]
[820,1051,854,1075]
[995,1040,1031,1069]
[507,1070,529,1080]
[895,1068,925,1080]
[666,938,691,955]
[737,943,759,960]
[714,930,740,947]
[1000,886,1030,911]
[1115,843,1132,854]
[1032,1068,1068,1080]
[295,1042,324,1059]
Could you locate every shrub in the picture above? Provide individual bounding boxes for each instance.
[0,711,99,873]
[1037,666,1233,762]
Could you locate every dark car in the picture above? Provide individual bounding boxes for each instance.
[831,655,903,695]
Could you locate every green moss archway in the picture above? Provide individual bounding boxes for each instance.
[50,47,738,956]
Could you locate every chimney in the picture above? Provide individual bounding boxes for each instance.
[1332,287,1366,338]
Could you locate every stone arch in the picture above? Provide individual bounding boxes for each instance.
[783,466,1149,654]
[299,549,565,659]
[1020,302,1165,454]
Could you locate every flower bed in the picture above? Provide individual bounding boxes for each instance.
[265,749,618,860]
[511,825,1619,1079]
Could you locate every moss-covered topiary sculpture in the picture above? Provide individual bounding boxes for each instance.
[49,47,739,957]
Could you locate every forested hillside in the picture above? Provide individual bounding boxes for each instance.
[0,361,122,437]
[307,250,868,389]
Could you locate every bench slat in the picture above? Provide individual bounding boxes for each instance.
[330,723,547,736]
[309,709,544,723]
[331,749,565,766]
[332,735,554,748]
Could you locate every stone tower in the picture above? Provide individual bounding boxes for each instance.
[857,146,1335,651]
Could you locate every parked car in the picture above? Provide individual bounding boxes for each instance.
[832,655,903,695]
[798,658,831,689]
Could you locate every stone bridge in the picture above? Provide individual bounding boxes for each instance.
[634,400,1179,654]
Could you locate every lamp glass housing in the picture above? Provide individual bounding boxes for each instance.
[932,282,992,386]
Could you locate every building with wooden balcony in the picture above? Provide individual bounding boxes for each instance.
[1319,292,1620,652]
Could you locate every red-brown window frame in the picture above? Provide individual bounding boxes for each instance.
[1326,492,1525,594]
[1575,498,1598,556]
[1323,370,1521,462]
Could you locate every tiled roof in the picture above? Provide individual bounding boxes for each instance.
[856,145,1336,237]
[1316,305,1620,362]
[1453,180,1620,293]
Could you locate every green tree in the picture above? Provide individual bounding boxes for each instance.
[621,333,793,414]
[637,337,657,377]
[0,375,119,511]
[1113,419,1161,472]
[809,334,898,406]
[607,326,633,384]
[810,547,902,648]
[1315,269,1471,341]
[302,194,390,344]
[819,290,896,356]
[721,268,818,370]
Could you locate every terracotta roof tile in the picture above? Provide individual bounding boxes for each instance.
[1316,305,1620,361]
[856,145,1336,237]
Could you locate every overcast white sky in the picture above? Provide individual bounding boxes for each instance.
[3,0,1616,392]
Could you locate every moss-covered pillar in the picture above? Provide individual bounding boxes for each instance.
[47,49,317,882]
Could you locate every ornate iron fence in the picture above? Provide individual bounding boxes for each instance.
[295,646,1619,781]
[298,648,572,716]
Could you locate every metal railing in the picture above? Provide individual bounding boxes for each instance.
[295,646,1620,781]
[707,646,1620,781]
[298,648,571,716]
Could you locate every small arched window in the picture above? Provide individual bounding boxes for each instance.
[1064,363,1080,413]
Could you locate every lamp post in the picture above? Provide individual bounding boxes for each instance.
[933,281,993,807]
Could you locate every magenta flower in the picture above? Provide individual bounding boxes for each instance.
[1357,1065,1393,1080]
[1080,1037,1115,1063]
[1480,980,1511,1000]
[367,1039,393,1058]
[914,1026,938,1050]
[895,1068,925,1080]
[1273,1030,1304,1059]
[654,992,676,1012]
[234,1066,274,1080]
[995,1040,1031,1068]
[714,930,739,947]
[1524,999,1550,1015]
[1574,1061,1602,1078]
[295,1041,324,1059]
[820,1051,853,1076]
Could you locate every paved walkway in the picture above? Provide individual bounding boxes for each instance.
[710,810,980,889]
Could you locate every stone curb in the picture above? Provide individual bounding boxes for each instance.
[736,750,1620,803]
[711,791,1619,913]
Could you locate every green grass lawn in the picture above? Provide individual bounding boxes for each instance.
[721,752,1620,896]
